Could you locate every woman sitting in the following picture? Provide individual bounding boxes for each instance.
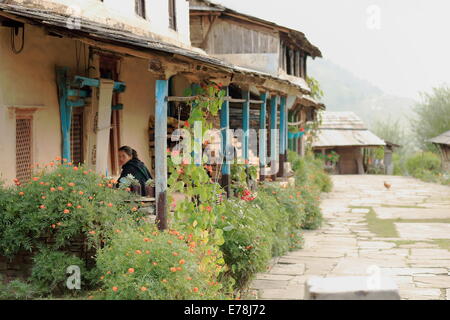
[118,146,152,196]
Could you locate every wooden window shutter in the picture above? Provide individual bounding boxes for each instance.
[16,117,33,183]
[71,109,84,166]
[169,0,177,30]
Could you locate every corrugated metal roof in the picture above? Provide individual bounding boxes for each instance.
[312,112,385,148]
[428,130,450,146]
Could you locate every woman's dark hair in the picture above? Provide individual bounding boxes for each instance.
[119,146,138,159]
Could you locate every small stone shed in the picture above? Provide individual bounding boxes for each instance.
[428,130,450,172]
[312,112,385,174]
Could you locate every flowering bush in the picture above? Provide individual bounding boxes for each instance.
[0,160,141,258]
[93,222,226,300]
[216,199,273,291]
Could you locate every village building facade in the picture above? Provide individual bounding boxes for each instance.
[429,130,450,172]
[0,0,324,228]
[312,112,385,175]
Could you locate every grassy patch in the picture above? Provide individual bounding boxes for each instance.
[364,207,399,238]
[432,239,450,251]
[380,205,426,209]
[388,240,420,247]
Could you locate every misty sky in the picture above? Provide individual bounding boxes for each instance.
[213,0,450,100]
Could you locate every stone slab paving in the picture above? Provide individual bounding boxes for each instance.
[251,175,450,300]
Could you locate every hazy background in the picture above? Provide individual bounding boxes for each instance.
[213,0,450,127]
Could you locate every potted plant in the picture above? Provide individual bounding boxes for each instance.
[119,174,141,196]
[145,178,155,198]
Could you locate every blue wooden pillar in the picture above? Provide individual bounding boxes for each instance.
[242,90,250,166]
[155,79,169,230]
[56,67,72,162]
[270,96,278,178]
[278,96,287,177]
[259,92,268,181]
[220,87,231,196]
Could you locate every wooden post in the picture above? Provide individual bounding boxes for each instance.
[155,79,168,230]
[270,96,278,179]
[220,86,231,197]
[259,92,267,181]
[95,79,114,175]
[56,67,72,162]
[278,96,286,177]
[242,90,250,167]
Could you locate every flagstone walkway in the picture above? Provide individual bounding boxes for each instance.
[251,175,450,300]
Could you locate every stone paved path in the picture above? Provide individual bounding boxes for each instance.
[251,175,450,300]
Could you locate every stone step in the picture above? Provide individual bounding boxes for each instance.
[305,276,401,300]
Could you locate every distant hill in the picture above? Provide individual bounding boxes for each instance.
[308,59,416,129]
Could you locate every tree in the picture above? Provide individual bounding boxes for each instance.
[371,118,406,146]
[412,85,450,150]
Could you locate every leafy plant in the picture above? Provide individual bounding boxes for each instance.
[30,248,86,295]
[94,222,226,300]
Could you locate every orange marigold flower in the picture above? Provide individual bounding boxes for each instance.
[143,238,150,242]
[135,250,142,254]
[68,182,75,187]
[41,196,46,200]
[153,262,158,266]
[18,192,25,196]
[67,203,73,207]
[63,209,70,214]
[140,287,147,292]
[73,167,79,171]
[51,224,56,229]
[40,205,46,209]
[186,277,192,281]
[32,177,39,182]
[50,187,56,192]
[112,286,118,292]
[89,230,96,235]
[179,259,186,265]
[145,250,150,254]
[176,267,182,271]
[115,229,121,233]
[57,187,64,191]
[107,203,113,207]
[128,268,135,274]
[131,207,138,212]
[170,267,177,272]
[193,287,199,293]
[172,252,178,256]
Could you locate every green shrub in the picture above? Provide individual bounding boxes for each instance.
[289,151,333,193]
[0,276,40,300]
[30,248,86,295]
[216,199,273,290]
[94,222,225,300]
[405,152,441,179]
[0,161,140,258]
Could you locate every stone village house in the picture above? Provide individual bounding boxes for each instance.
[0,0,324,229]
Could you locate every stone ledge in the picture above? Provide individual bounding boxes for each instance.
[305,276,401,300]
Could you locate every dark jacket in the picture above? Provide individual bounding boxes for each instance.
[118,158,152,196]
